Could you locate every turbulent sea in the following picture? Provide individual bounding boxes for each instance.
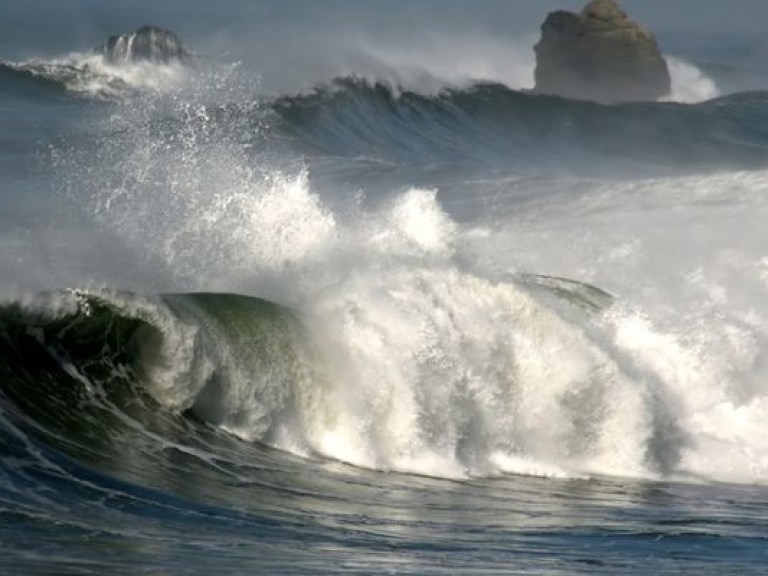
[2,3,768,574]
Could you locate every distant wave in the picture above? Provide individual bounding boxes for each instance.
[14,59,766,175]
[1,54,190,99]
[0,25,193,99]
[272,77,768,173]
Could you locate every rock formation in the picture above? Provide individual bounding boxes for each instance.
[533,0,671,103]
[101,26,191,65]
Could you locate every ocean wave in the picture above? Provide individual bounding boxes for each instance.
[0,279,614,481]
[2,227,767,487]
[4,7,768,572]
[0,25,193,99]
[4,53,187,99]
[272,77,768,173]
[1,52,190,99]
[5,44,768,486]
[3,51,767,175]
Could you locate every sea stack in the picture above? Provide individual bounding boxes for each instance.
[533,0,671,103]
[102,26,191,65]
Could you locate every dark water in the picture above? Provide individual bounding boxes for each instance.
[2,2,768,574]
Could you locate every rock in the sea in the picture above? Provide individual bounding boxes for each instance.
[102,26,191,65]
[533,0,671,103]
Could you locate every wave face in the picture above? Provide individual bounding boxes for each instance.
[4,65,764,170]
[272,79,768,175]
[0,290,313,451]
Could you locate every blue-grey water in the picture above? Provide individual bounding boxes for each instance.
[2,2,768,574]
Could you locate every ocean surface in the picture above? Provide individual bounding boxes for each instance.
[2,2,768,574]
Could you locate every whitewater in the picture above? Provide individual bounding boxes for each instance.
[1,1,768,573]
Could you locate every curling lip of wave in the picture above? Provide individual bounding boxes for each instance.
[0,275,620,483]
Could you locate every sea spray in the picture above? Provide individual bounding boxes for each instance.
[665,56,720,103]
[40,52,768,484]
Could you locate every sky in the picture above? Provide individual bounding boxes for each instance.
[2,0,766,92]
[539,0,768,33]
[4,0,768,51]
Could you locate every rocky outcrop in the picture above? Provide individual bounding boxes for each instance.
[101,26,191,65]
[533,0,671,103]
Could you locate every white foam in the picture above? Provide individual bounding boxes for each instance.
[9,52,190,98]
[489,169,768,483]
[60,79,768,484]
[663,56,720,103]
[98,174,656,480]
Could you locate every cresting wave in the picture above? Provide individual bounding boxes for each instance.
[3,168,768,485]
[0,277,656,482]
[273,79,768,173]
